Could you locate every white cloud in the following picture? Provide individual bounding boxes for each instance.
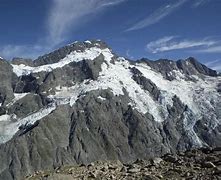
[205,59,220,66]
[126,0,188,31]
[47,0,125,45]
[146,36,217,53]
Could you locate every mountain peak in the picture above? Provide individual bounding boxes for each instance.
[33,40,110,67]
[69,39,110,49]
[177,57,218,77]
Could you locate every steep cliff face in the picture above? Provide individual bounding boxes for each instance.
[0,59,15,106]
[0,40,220,180]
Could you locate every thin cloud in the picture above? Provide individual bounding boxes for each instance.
[126,49,134,59]
[126,0,188,31]
[207,60,221,72]
[205,59,221,72]
[205,59,220,66]
[0,44,49,60]
[211,64,221,72]
[196,46,221,53]
[100,0,125,7]
[0,0,125,59]
[146,36,217,53]
[193,0,210,8]
[47,0,125,46]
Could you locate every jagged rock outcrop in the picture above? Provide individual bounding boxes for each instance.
[131,67,160,100]
[0,40,220,180]
[139,57,218,81]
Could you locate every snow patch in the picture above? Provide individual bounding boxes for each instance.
[6,93,28,107]
[85,40,92,44]
[0,115,11,122]
[0,103,56,144]
[97,96,106,101]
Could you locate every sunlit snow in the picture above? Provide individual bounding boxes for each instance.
[97,96,106,101]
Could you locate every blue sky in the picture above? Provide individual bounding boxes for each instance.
[0,0,221,71]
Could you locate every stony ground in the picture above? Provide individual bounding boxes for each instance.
[26,147,221,180]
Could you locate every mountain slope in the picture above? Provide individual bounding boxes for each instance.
[0,40,220,180]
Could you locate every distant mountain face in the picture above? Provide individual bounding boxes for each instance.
[0,40,220,180]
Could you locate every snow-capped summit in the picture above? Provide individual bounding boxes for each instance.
[0,40,220,179]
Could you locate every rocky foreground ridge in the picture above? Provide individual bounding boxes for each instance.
[26,147,221,180]
[0,40,221,179]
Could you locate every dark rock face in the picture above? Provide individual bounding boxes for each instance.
[162,96,187,152]
[0,41,220,180]
[0,59,15,105]
[0,106,6,116]
[8,94,44,118]
[131,67,160,100]
[14,74,39,93]
[218,83,221,93]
